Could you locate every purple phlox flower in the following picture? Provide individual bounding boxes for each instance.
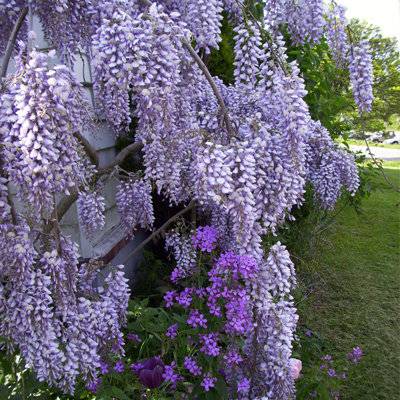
[327,368,336,377]
[237,377,250,394]
[199,333,220,357]
[112,335,125,353]
[171,267,184,283]
[166,323,179,339]
[85,377,102,393]
[162,362,182,388]
[99,361,109,375]
[330,390,341,400]
[341,372,347,380]
[164,290,176,308]
[223,350,243,365]
[201,373,217,392]
[134,356,165,389]
[196,288,207,298]
[127,333,142,343]
[131,362,144,374]
[224,288,252,335]
[192,226,218,252]
[187,309,208,328]
[212,252,258,281]
[347,346,363,364]
[320,364,327,370]
[305,329,313,337]
[321,354,333,363]
[176,288,193,308]
[183,356,202,376]
[114,360,125,373]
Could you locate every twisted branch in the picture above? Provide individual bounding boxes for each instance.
[73,131,100,167]
[139,0,235,137]
[56,141,143,222]
[1,7,28,81]
[120,200,196,264]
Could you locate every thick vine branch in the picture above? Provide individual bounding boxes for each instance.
[55,141,143,222]
[139,0,235,137]
[73,131,100,167]
[97,142,143,175]
[1,7,28,81]
[181,40,235,137]
[121,200,196,264]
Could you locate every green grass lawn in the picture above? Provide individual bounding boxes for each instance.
[340,139,400,150]
[296,163,400,399]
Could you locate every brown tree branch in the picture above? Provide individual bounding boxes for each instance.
[97,142,143,175]
[1,7,28,81]
[120,200,196,264]
[72,131,100,167]
[56,141,143,222]
[139,0,235,137]
[181,40,235,137]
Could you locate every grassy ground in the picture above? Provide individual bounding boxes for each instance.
[296,163,400,399]
[340,139,400,150]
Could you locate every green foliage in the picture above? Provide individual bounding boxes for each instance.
[287,38,354,137]
[346,20,400,132]
[294,328,361,400]
[206,14,235,84]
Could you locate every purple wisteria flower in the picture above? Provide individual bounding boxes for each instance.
[192,226,218,252]
[349,40,374,114]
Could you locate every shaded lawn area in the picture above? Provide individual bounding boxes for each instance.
[296,164,400,399]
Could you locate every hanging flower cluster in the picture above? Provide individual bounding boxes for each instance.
[116,178,154,234]
[349,40,374,114]
[77,190,106,238]
[326,2,349,67]
[0,225,130,393]
[0,49,87,211]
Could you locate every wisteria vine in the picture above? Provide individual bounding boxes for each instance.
[0,0,372,398]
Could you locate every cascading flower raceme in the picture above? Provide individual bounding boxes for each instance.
[116,178,154,235]
[246,242,299,399]
[349,39,374,114]
[234,22,263,88]
[287,0,326,45]
[1,49,87,211]
[78,190,106,238]
[186,0,223,54]
[0,224,130,393]
[325,2,349,67]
